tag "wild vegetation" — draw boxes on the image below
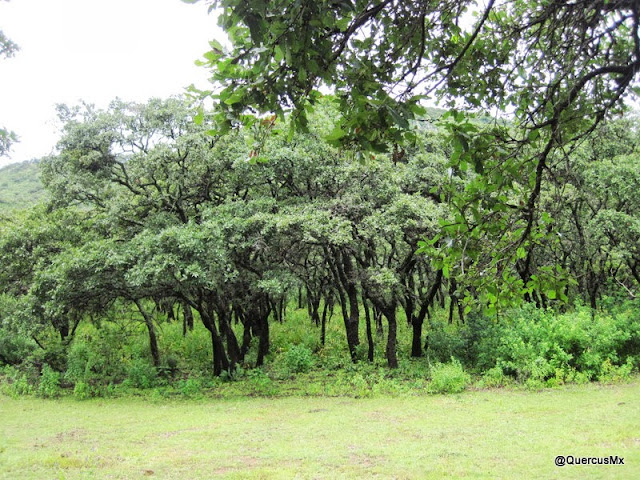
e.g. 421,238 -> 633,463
0,96 -> 639,399
0,160 -> 46,212
1,1 -> 640,400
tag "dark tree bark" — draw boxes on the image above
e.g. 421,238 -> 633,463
255,312 -> 270,367
134,299 -> 160,368
374,305 -> 384,338
362,294 -> 375,362
326,246 -> 360,362
182,300 -> 194,336
216,304 -> 242,371
384,306 -> 398,369
197,300 -> 229,376
408,269 -> 443,357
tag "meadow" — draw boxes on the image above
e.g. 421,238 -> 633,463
1,380 -> 639,479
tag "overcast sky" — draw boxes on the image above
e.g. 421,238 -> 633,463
0,0 -> 221,167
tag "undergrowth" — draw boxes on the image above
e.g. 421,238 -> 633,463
1,300 -> 639,400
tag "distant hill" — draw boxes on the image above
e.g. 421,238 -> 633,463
0,160 -> 46,212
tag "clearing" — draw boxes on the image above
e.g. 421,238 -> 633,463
1,381 -> 639,479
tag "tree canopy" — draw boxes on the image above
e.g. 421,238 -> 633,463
0,0 -> 19,157
184,0 -> 640,309
191,0 -> 639,141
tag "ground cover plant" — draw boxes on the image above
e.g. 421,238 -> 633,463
1,380 -> 638,479
1,298 -> 638,400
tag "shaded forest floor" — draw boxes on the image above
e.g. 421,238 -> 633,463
1,380 -> 639,479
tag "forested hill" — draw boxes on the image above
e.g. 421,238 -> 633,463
0,160 -> 46,212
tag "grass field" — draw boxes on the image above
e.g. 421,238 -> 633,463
1,380 -> 638,479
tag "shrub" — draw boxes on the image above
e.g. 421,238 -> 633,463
598,358 -> 635,383
425,319 -> 468,364
282,344 -> 314,374
178,377 -> 203,398
0,331 -> 37,366
73,380 -> 94,400
478,366 -> 510,388
160,323 -> 212,376
491,305 -> 640,383
38,364 -> 61,398
0,366 -> 35,397
65,325 -> 128,386
428,358 -> 471,394
246,369 -> 278,396
124,358 -> 158,389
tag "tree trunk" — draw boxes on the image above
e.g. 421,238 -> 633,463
410,269 -> 443,357
182,301 -> 194,336
320,299 -> 328,346
385,307 -> 398,369
199,305 -> 228,376
411,320 -> 422,358
362,294 -> 374,362
134,300 -> 160,367
218,307 -> 241,372
241,316 -> 252,359
374,305 -> 384,337
256,313 -> 270,367
326,246 -> 360,362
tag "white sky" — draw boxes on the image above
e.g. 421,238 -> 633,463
0,0 -> 222,167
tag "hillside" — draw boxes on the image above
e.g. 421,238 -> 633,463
0,160 -> 46,212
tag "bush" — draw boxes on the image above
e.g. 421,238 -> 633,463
598,358 -> 635,383
0,366 -> 35,397
38,364 -> 61,398
246,369 -> 278,396
65,325 -> 128,387
73,380 -> 94,400
0,331 -> 37,366
178,377 -> 203,398
124,358 -> 158,389
477,366 -> 510,388
491,305 -> 640,383
160,324 -> 212,376
425,319 -> 468,364
428,358 -> 471,394
281,344 -> 314,374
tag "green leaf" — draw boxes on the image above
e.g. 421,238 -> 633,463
325,126 -> 347,142
336,17 -> 351,31
193,107 -> 204,126
223,89 -> 246,105
527,129 -> 540,141
208,38 -> 225,53
274,45 -> 284,63
387,107 -> 409,129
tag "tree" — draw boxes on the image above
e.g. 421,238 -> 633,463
0,1 -> 19,157
189,0 -> 640,309
193,0 -> 639,144
0,207 -> 94,341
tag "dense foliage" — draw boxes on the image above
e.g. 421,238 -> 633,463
0,160 -> 46,212
0,96 -> 639,398
0,1 -> 18,157
183,0 -> 640,325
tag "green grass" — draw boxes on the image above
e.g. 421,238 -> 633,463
1,380 -> 639,479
